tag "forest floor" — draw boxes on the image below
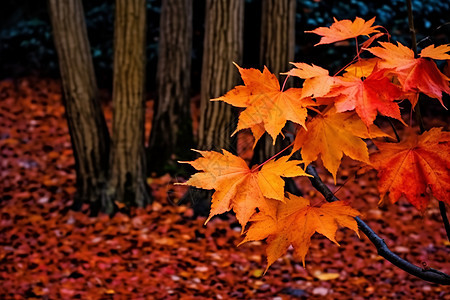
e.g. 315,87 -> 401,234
0,77 -> 449,299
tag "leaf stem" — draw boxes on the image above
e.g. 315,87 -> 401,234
332,166 -> 362,197
305,164 -> 450,285
355,37 -> 361,61
333,56 -> 359,77
281,74 -> 290,92
307,107 -> 323,116
387,118 -> 401,142
254,141 -> 294,171
439,201 -> 450,241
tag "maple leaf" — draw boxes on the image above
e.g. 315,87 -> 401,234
306,17 -> 381,46
240,194 -> 360,270
213,64 -> 316,144
283,62 -> 336,98
179,150 -> 311,227
367,42 -> 450,107
419,44 -> 450,60
250,123 -> 266,149
325,68 -> 404,126
342,58 -> 379,79
293,108 -> 390,182
371,128 -> 450,211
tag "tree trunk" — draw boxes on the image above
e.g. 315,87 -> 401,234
148,0 -> 193,173
197,0 -> 244,151
187,0 -> 243,216
47,0 -> 110,214
260,0 -> 296,79
108,0 -> 150,209
252,0 -> 296,163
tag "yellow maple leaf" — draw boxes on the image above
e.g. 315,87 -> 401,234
179,150 -> 311,227
240,194 -> 360,270
213,63 -> 316,144
293,108 -> 390,183
284,62 -> 336,98
419,44 -> 450,60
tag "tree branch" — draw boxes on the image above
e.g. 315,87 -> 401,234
305,164 -> 450,285
439,201 -> 450,241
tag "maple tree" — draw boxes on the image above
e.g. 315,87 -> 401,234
180,15 -> 450,284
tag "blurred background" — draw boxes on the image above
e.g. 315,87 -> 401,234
1,0 -> 449,88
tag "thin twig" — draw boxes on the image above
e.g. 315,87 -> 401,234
439,201 -> 450,241
254,142 -> 294,170
406,0 -> 418,55
387,118 -> 400,142
406,0 -> 425,133
305,164 -> 450,285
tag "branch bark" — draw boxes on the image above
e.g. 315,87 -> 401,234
305,164 -> 450,285
439,201 -> 450,241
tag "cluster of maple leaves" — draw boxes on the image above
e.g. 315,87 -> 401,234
181,17 -> 450,271
1,56 -> 448,299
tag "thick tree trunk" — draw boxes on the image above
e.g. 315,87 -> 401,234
47,0 -> 110,213
148,0 -> 193,173
260,0 -> 296,79
197,0 -> 244,151
252,0 -> 296,162
108,0 -> 150,209
187,0 -> 243,216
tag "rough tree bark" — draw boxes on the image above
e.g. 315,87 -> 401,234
260,0 -> 295,79
148,0 -> 193,173
47,0 -> 110,213
107,0 -> 150,210
252,0 -> 296,162
197,0 -> 244,151
185,0 -> 244,216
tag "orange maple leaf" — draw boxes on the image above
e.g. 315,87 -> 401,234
213,63 -> 316,144
293,108 -> 390,182
240,194 -> 360,270
342,58 -> 379,79
283,62 -> 336,98
325,68 -> 404,126
371,128 -> 450,211
306,17 -> 381,46
367,42 -> 450,107
419,44 -> 450,60
179,150 -> 311,227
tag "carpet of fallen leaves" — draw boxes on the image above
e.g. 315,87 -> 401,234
0,77 -> 449,299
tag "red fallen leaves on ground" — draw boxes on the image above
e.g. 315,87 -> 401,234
0,77 -> 449,299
